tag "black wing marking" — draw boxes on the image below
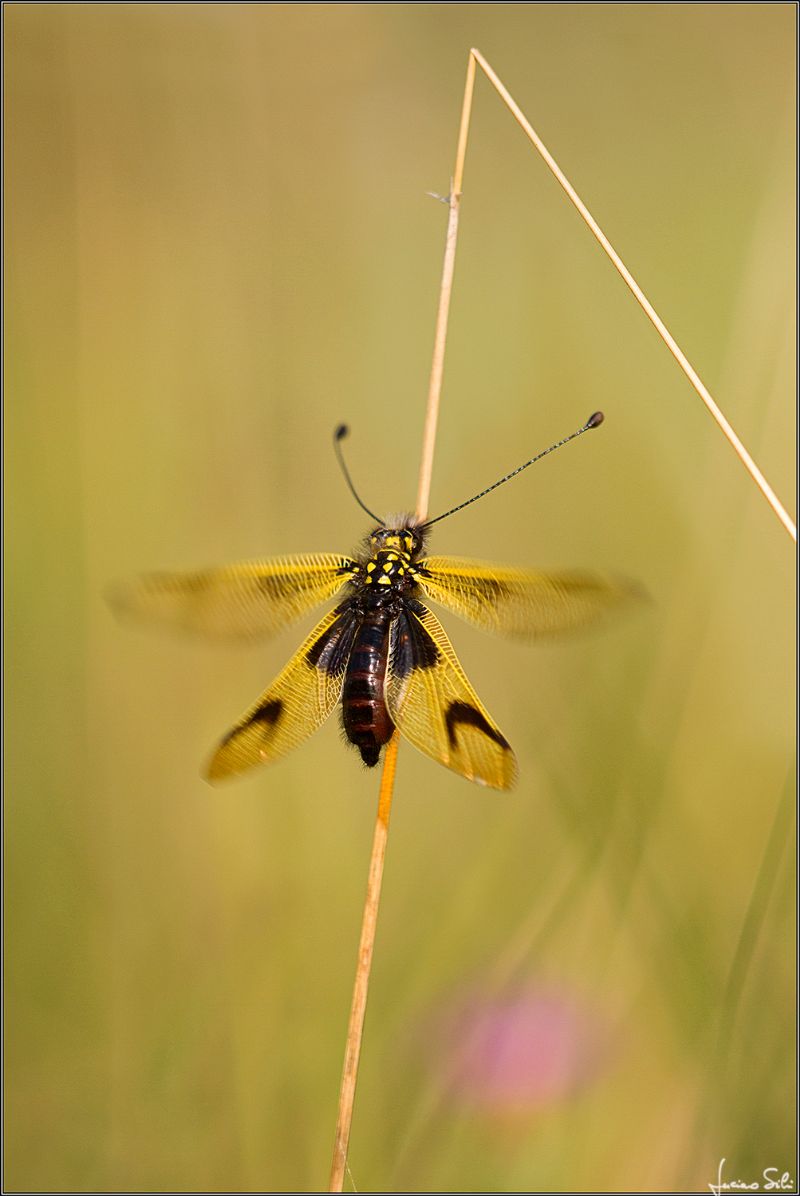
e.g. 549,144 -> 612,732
386,603 -> 517,790
207,605 -> 358,781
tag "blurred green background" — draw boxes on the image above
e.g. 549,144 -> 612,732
4,4 -> 795,1192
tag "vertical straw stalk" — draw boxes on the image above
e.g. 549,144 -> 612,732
327,52 -> 476,1195
327,734 -> 399,1192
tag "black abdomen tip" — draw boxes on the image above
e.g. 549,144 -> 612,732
586,411 -> 604,429
359,743 -> 381,767
335,423 -> 349,441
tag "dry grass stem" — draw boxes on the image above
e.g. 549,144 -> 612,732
327,52 -> 476,1195
469,48 -> 796,543
328,734 -> 399,1191
330,42 -> 793,1190
415,49 -> 475,518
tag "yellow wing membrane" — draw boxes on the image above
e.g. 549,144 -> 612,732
207,605 -> 357,781
108,553 -> 357,640
416,557 -> 640,640
387,604 -> 517,790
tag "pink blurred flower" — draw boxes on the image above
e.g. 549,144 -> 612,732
436,984 -> 608,1114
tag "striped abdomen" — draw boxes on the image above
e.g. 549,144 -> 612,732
342,610 -> 394,767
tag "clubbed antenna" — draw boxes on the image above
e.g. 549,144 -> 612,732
420,411 -> 605,530
333,425 -> 383,525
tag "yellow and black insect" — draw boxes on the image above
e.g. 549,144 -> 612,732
112,412 -> 636,790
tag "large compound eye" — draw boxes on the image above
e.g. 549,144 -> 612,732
404,530 -> 421,556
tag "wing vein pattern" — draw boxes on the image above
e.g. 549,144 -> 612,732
207,605 -> 359,781
387,604 -> 517,790
108,553 -> 357,640
417,556 -> 638,639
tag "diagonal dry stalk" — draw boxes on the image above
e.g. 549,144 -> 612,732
328,44 -> 794,1193
468,48 -> 796,543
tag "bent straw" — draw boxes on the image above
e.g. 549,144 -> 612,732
328,43 -> 794,1192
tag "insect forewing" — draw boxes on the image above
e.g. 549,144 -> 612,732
108,554 -> 357,640
416,557 -> 640,640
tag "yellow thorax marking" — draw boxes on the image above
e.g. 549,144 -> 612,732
381,532 -> 413,552
364,542 -> 414,587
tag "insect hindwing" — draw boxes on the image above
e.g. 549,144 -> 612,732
387,603 -> 517,791
207,605 -> 359,781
